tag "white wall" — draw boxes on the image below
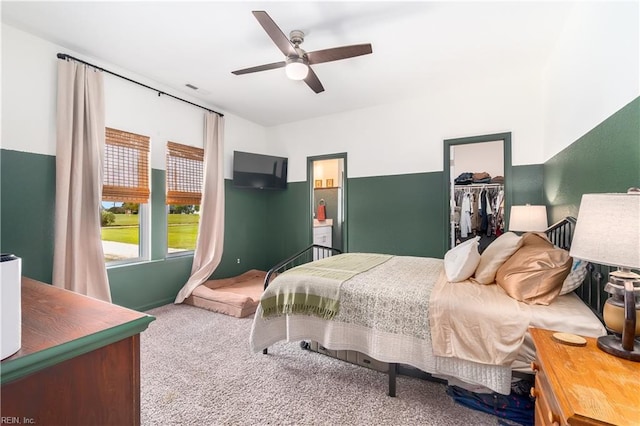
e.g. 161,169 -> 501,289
1,24 -> 267,179
542,1 -> 639,161
268,69 -> 545,182
267,1 -> 639,183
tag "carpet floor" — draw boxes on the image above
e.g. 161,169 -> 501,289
140,303 -> 509,426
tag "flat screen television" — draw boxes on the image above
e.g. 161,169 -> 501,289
232,150 -> 288,190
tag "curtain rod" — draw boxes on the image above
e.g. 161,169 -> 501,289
56,53 -> 224,117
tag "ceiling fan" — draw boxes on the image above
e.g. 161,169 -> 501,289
231,11 -> 373,93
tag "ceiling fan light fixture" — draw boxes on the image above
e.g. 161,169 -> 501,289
285,58 -> 308,81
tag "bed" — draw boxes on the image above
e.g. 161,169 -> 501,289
249,217 -> 607,396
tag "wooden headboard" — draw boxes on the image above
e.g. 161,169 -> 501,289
546,216 -> 609,321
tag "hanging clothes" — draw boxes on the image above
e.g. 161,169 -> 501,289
460,192 -> 473,238
453,184 -> 505,243
483,188 -> 494,236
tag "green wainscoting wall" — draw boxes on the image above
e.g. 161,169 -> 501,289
512,164 -> 544,206
0,149 -> 55,283
348,172 -> 445,258
544,97 -> 640,223
345,165 -> 543,258
107,257 -> 193,310
264,182 -> 310,267
219,181 -> 270,275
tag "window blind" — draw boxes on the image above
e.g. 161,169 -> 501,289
166,141 -> 204,205
103,127 -> 150,203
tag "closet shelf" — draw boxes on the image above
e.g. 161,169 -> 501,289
453,183 -> 503,189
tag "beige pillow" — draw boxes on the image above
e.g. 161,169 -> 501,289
495,233 -> 572,305
472,232 -> 523,284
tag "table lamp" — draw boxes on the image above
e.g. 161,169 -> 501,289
570,189 -> 640,361
509,204 -> 548,232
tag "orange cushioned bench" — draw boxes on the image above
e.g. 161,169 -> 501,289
183,269 -> 266,318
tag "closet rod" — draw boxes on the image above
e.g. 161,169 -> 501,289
56,53 -> 224,117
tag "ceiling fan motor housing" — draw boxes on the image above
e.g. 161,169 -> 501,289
289,30 -> 305,46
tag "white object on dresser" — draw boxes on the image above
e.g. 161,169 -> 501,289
1,254 -> 22,360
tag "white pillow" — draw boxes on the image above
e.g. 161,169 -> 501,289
473,232 -> 524,284
559,258 -> 589,295
444,236 -> 481,282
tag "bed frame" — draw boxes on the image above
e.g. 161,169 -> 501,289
545,216 -> 608,322
261,217 -> 608,396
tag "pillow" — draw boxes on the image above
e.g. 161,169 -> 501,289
444,237 -> 481,282
495,233 -> 572,305
472,232 -> 524,284
559,258 -> 589,295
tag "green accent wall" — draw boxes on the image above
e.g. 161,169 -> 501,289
107,257 -> 193,310
544,97 -> 640,222
512,164 -> 544,205
348,172 -> 445,257
0,150 -> 55,283
264,182 -> 310,267
218,181 -> 270,276
150,169 -> 168,261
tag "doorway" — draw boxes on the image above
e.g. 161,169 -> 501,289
307,153 -> 347,253
443,133 -> 512,253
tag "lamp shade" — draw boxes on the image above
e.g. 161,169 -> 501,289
570,192 -> 640,269
285,59 -> 308,80
509,205 -> 548,232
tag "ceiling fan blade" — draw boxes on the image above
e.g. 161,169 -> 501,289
304,67 -> 325,94
252,11 -> 297,57
307,44 -> 373,65
231,61 -> 286,75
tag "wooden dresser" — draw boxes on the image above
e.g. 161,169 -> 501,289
1,277 -> 155,426
530,327 -> 640,426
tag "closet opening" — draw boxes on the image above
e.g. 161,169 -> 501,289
443,133 -> 512,254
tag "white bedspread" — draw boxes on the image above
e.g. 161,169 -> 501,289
250,255 -> 516,394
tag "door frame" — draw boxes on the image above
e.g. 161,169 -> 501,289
442,132 -> 512,253
307,152 -> 348,253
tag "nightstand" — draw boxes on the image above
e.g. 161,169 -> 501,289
530,327 -> 640,426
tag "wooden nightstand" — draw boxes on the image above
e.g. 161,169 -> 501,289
530,327 -> 640,426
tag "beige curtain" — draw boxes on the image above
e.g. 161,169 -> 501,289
175,113 -> 225,303
53,59 -> 111,302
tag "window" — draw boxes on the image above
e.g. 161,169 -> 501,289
166,141 -> 203,254
101,127 -> 150,263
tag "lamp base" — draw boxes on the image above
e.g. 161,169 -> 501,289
597,335 -> 640,362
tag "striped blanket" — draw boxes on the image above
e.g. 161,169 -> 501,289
260,253 -> 392,319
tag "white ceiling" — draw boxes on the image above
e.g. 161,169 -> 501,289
1,1 -> 576,127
